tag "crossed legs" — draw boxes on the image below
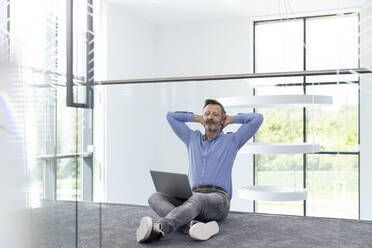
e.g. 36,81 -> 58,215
147,190 -> 230,236
147,192 -> 191,234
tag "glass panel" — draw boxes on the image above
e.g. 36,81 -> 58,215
306,74 -> 359,84
307,154 -> 358,219
255,19 -> 306,215
306,14 -> 359,70
255,106 -> 303,143
72,0 -> 88,80
18,85 -> 56,157
247,76 -> 304,87
31,201 -> 77,248
57,86 -> 80,154
57,157 -> 80,201
10,0 -> 79,246
29,160 -> 45,208
98,79 -> 256,211
255,19 -> 304,73
37,87 -> 57,156
57,85 -> 92,154
77,202 -> 100,247
72,0 -> 90,105
255,86 -> 304,143
9,0 -> 94,247
255,154 -> 304,215
0,0 -> 9,61
254,85 -> 304,214
306,84 -> 358,152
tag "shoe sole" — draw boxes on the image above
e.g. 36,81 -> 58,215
136,217 -> 153,242
189,221 -> 219,241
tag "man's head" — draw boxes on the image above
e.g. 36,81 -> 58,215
203,99 -> 226,133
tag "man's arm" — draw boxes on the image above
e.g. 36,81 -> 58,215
228,113 -> 264,149
166,111 -> 199,145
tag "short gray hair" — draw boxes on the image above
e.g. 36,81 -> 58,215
203,99 -> 226,118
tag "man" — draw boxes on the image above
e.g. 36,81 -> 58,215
136,99 -> 263,242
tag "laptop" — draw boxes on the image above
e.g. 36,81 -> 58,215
150,170 -> 193,200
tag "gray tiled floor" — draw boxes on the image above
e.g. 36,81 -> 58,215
31,201 -> 372,248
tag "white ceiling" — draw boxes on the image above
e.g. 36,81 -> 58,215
104,0 -> 367,25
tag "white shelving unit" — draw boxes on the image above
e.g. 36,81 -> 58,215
220,94 -> 332,202
238,186 -> 307,201
218,95 -> 332,108
240,143 -> 320,154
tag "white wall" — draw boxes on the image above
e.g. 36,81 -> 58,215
105,3 -> 156,80
99,2 -> 157,204
359,1 -> 372,221
154,19 -> 252,77
98,3 -> 255,211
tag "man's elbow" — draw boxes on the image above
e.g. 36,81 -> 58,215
166,111 -> 173,121
256,113 -> 264,126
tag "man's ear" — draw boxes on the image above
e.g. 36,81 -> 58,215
221,116 -> 226,130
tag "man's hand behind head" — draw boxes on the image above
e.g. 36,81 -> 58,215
221,115 -> 233,130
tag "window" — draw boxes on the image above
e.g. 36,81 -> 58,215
254,13 -> 359,219
9,0 -> 94,206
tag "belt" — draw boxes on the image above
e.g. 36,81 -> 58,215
192,185 -> 228,194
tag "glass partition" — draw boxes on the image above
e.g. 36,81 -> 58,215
3,0 -> 95,247
307,154 -> 358,219
2,0 -> 372,247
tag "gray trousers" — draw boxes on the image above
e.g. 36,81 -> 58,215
148,188 -> 231,235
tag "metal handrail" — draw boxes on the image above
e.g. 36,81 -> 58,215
95,68 -> 371,86
36,152 -> 93,160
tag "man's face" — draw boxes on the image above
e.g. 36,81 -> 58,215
203,104 -> 224,132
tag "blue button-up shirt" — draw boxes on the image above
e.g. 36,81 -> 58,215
166,111 -> 263,199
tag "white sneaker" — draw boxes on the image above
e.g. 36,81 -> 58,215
189,221 -> 219,241
136,217 -> 153,242
136,217 -> 163,242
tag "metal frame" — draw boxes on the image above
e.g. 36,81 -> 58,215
34,0 -> 94,203
357,12 -> 361,219
86,0 -> 94,108
42,10 -> 59,202
66,0 -> 94,108
252,21 -> 257,213
253,13 -> 361,218
7,0 -> 10,59
37,152 -> 93,160
0,0 -> 10,61
65,0 -> 94,204
303,17 -> 307,216
96,68 -> 370,85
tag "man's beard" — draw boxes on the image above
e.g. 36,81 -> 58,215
205,122 -> 221,132
206,126 -> 219,132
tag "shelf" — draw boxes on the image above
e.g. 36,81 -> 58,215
238,185 -> 307,201
239,143 -> 320,154
218,95 -> 332,108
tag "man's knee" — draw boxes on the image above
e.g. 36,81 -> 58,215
148,192 -> 165,207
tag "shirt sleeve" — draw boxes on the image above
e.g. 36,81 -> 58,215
166,111 -> 195,145
232,113 -> 264,150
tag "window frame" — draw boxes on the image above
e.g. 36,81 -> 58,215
6,0 -> 95,204
253,12 -> 360,219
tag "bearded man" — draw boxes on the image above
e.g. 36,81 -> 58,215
136,99 -> 263,243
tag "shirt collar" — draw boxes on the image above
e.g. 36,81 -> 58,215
203,131 -> 223,141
